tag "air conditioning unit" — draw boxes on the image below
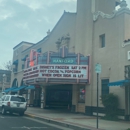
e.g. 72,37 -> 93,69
128,51 -> 130,60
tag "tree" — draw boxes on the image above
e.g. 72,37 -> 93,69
2,60 -> 12,71
101,93 -> 119,121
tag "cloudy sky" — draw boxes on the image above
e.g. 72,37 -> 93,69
0,0 -> 76,68
0,0 -> 130,69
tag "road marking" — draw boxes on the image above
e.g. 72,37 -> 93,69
11,126 -> 47,129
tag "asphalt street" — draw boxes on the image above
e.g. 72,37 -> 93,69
0,113 -> 74,130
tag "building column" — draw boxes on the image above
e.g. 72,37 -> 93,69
71,84 -> 79,112
27,89 -> 31,106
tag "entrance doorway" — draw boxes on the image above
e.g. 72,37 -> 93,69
27,86 -> 42,107
33,87 -> 41,107
45,84 -> 72,109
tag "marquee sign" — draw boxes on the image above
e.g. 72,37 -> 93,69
23,46 -> 90,84
39,65 -> 87,79
51,58 -> 76,64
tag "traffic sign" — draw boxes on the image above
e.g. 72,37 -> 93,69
95,63 -> 101,73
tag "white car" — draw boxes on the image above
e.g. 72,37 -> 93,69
0,95 -> 27,116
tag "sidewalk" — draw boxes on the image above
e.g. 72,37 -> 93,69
25,107 -> 130,130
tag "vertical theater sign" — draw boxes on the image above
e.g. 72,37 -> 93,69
23,46 -> 90,84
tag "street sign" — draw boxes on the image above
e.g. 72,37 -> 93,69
95,63 -> 101,73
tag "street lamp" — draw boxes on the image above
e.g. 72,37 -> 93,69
2,74 -> 6,92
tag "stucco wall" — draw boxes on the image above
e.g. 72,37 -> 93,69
11,43 -> 34,87
91,13 -> 126,109
11,0 -> 130,112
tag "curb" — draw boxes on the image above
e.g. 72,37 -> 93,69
25,113 -> 103,130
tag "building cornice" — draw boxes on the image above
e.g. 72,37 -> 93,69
93,10 -> 117,21
13,41 -> 34,50
122,41 -> 130,48
93,0 -> 130,22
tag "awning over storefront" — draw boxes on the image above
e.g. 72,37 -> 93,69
3,87 -> 17,93
25,85 -> 35,90
13,59 -> 18,65
21,57 -> 26,61
108,80 -> 129,86
11,86 -> 26,92
21,55 -> 28,61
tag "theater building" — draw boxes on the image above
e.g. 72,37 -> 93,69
10,0 -> 130,120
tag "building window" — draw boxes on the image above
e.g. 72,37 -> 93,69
0,74 -> 2,82
13,59 -> 18,73
5,96 -> 10,101
13,66 -> 18,73
101,79 -> 109,95
78,86 -> 85,103
37,48 -> 41,53
22,64 -> 24,70
25,55 -> 28,61
7,76 -> 10,82
125,65 -> 130,79
100,34 -> 105,48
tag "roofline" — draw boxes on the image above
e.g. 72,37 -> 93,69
0,70 -> 11,73
22,36 -> 49,53
13,41 -> 34,49
22,11 -> 76,54
49,11 -> 76,37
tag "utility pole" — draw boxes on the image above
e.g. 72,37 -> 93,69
97,72 -> 99,129
95,63 -> 101,129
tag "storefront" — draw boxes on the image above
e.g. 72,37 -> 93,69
23,46 -> 90,109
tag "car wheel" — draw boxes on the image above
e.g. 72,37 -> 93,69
1,107 -> 6,115
19,112 -> 24,116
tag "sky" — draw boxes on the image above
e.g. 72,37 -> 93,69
0,0 -> 77,68
0,0 -> 130,68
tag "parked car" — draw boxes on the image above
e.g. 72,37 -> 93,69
0,95 -> 27,116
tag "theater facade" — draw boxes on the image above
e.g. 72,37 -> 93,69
11,0 -> 130,120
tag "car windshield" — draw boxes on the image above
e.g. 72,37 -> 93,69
11,96 -> 25,102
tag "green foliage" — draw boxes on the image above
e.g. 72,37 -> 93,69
126,129 -> 130,130
101,93 -> 119,121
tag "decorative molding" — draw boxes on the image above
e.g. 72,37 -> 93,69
93,0 -> 130,22
55,33 -> 70,50
122,41 -> 130,47
47,29 -> 50,36
120,0 -> 127,9
93,11 -> 117,21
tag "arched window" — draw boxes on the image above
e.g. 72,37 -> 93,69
19,79 -> 27,95
20,79 -> 25,86
12,78 -> 18,88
